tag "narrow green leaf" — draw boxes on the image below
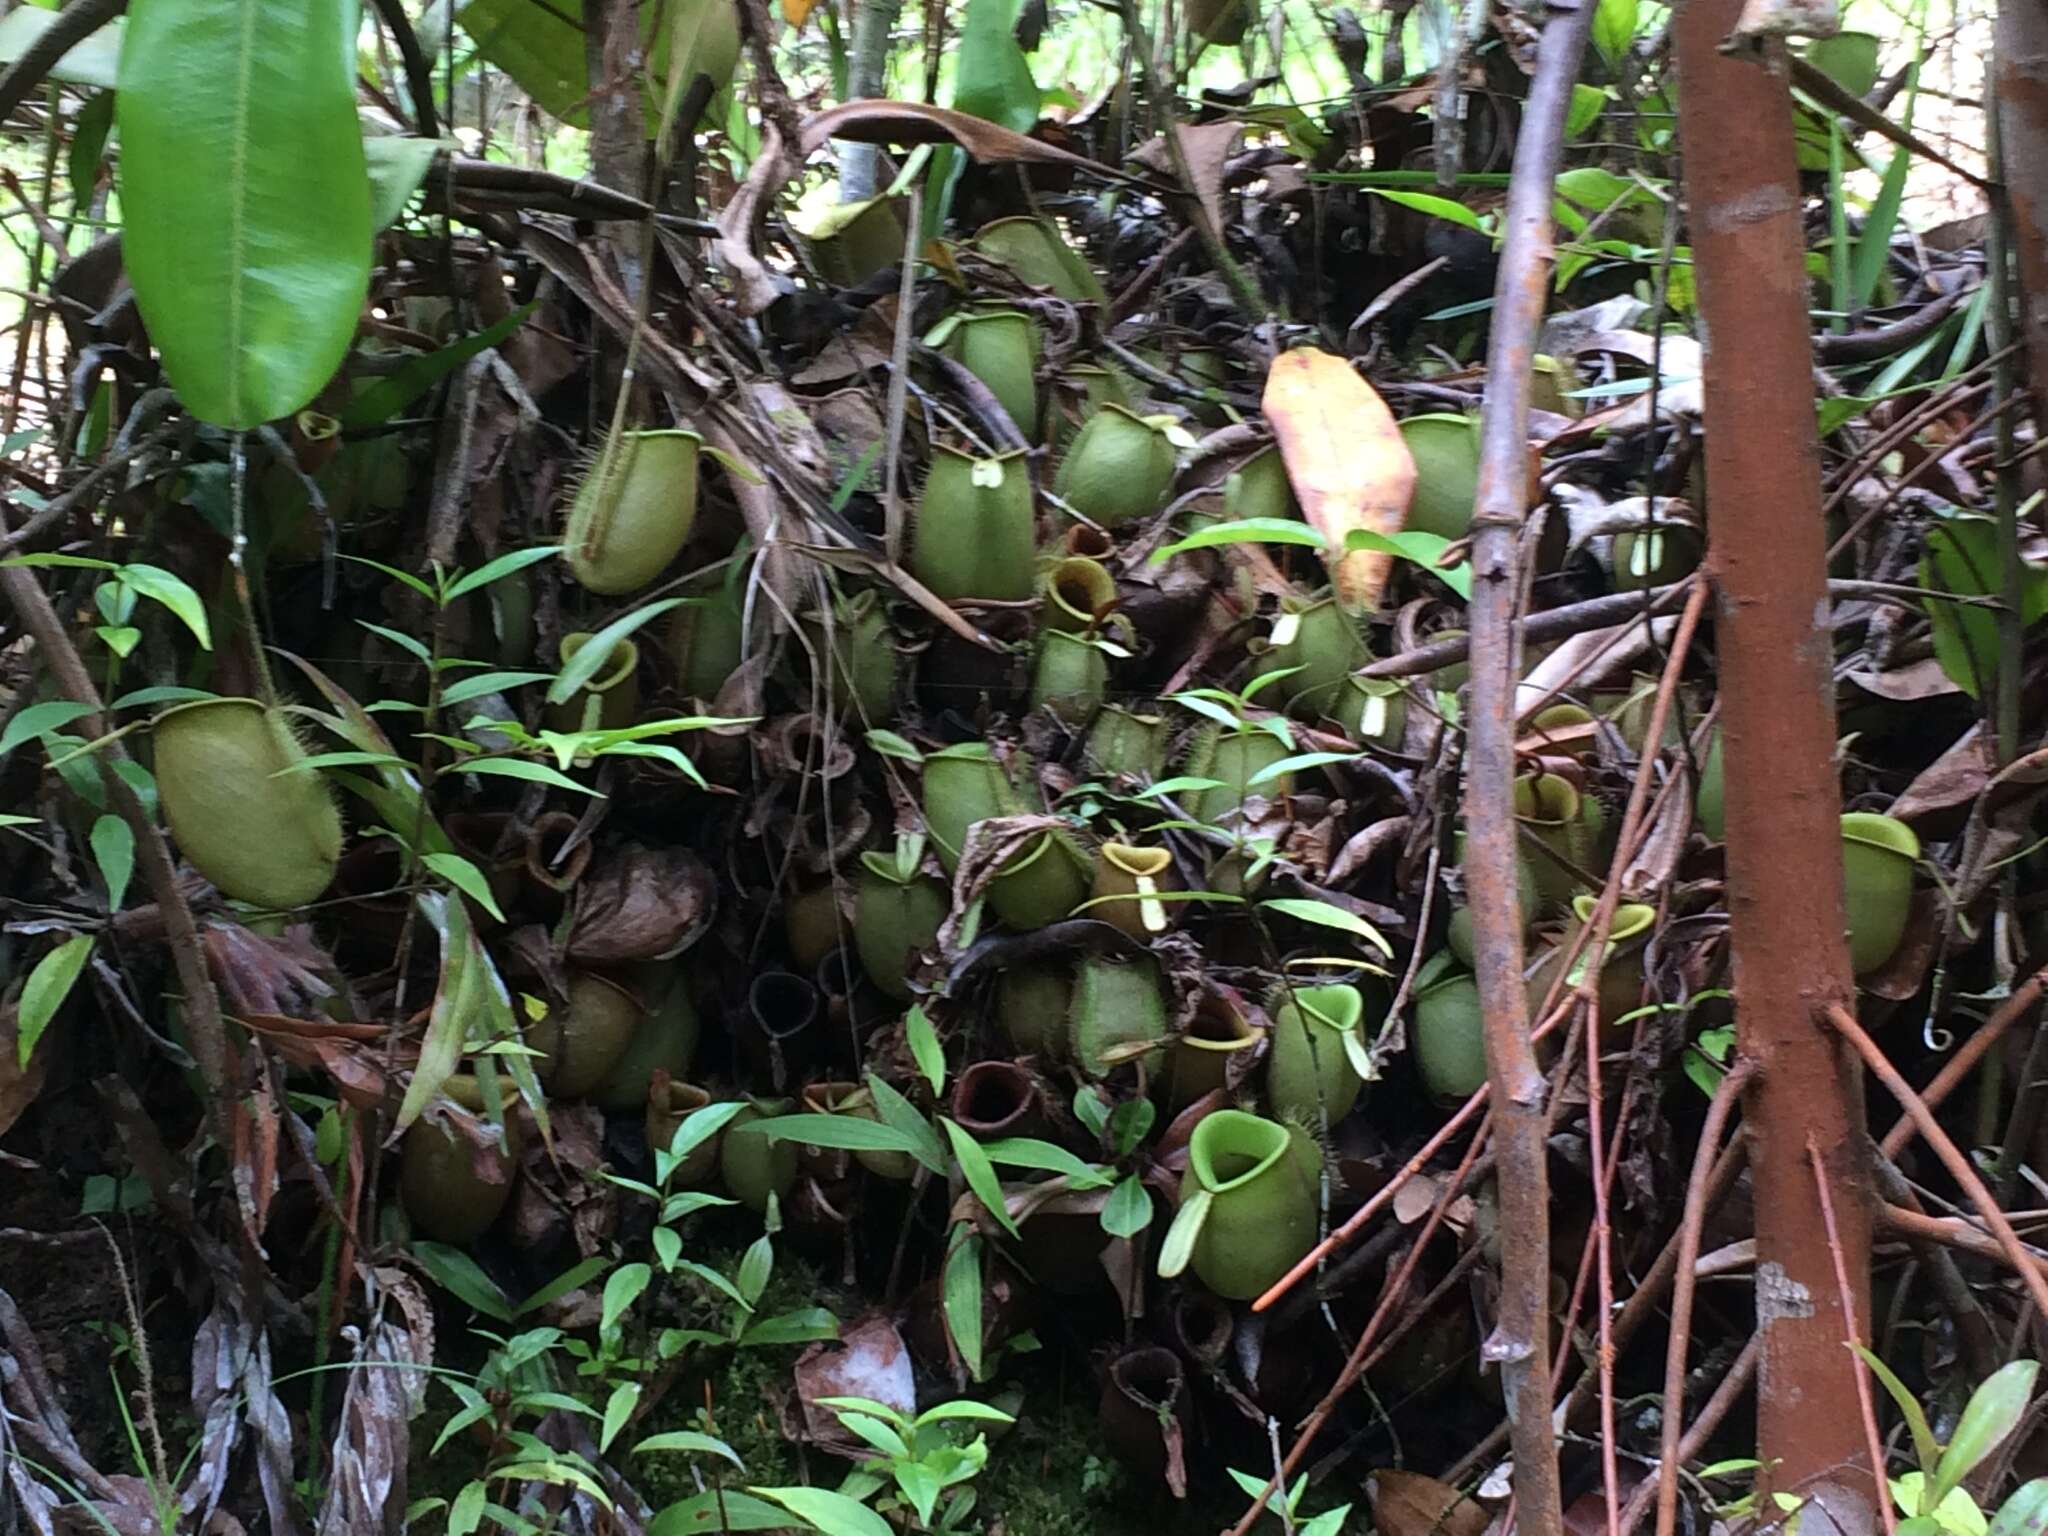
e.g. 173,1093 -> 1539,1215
1366,188 -> 1488,232
914,1399 -> 1016,1427
454,758 -> 604,796
1853,1344 -> 1939,1479
755,1113 -> 930,1155
1156,1188 -> 1212,1278
395,895 -> 482,1132
635,1431 -> 745,1467
736,1234 -> 773,1306
943,1226 -> 985,1381
515,1255 -> 613,1316
1260,897 -> 1395,957
336,553 -> 437,601
739,1307 -> 841,1347
19,934 -> 93,1068
339,305 -> 539,429
1932,1360 -> 2039,1507
1248,750 -> 1357,786
942,1118 -> 1019,1238
114,565 -> 213,649
1342,528 -> 1473,599
1149,517 -> 1325,565
546,599 -> 687,706
359,620 -> 435,667
977,1137 -> 1112,1187
866,728 -> 923,763
412,1240 -> 515,1321
442,543 -> 561,601
438,670 -> 555,708
116,0 -> 371,428
648,1488 -> 791,1533
90,815 -> 134,911
906,1004 -> 946,1095
111,685 -> 217,711
864,1073 -> 948,1174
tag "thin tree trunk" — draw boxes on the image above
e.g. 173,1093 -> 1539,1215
1672,7 -> 1877,1520
840,0 -> 906,201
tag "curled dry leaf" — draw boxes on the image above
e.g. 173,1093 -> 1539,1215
1128,121 -> 1242,237
565,845 -> 717,963
1261,349 -> 1417,612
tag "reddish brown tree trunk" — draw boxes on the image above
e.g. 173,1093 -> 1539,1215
1671,13 -> 1877,1520
1997,0 -> 2048,410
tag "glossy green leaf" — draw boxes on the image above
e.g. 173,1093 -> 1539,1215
1566,84 -> 1608,138
1101,1175 -> 1154,1238
68,91 -> 115,209
515,1254 -> 612,1315
1343,528 -> 1473,599
1149,517 -> 1326,564
748,1487 -> 892,1536
19,934 -> 92,1068
423,851 -> 507,923
864,1073 -> 948,1173
438,670 -> 555,708
90,814 -> 134,912
116,0 -> 371,428
1933,1360 -> 2039,1508
739,1307 -> 840,1347
1591,0 -> 1638,67
649,1488 -> 791,1533
603,1262 -> 654,1335
0,701 -> 92,759
601,1382 -> 641,1453
1156,1188 -> 1212,1279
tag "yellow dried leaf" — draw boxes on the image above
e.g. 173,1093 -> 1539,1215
782,0 -> 821,26
1262,348 -> 1417,612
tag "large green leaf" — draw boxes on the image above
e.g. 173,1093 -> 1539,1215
457,0 -> 588,122
117,0 -> 371,428
951,0 -> 1039,133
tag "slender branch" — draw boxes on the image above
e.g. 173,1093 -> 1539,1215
1653,1056 -> 1757,1536
1878,968 -> 2048,1160
1459,2 -> 1593,1527
368,0 -> 441,140
0,0 -> 124,126
1824,999 -> 2048,1323
1620,1336 -> 1762,1536
1809,1133 -> 1897,1536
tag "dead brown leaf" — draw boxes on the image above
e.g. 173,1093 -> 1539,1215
1367,1468 -> 1493,1536
1128,122 -> 1241,237
1262,349 -> 1417,611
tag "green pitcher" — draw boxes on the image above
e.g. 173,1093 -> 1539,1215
1267,981 -> 1371,1126
1842,812 -> 1919,974
1160,1110 -> 1320,1301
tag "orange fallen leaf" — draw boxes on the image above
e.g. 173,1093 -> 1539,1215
1262,348 -> 1416,612
782,0 -> 821,25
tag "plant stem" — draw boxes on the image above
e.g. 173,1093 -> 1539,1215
1459,0 -> 1591,1526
